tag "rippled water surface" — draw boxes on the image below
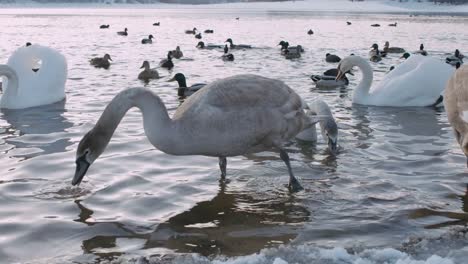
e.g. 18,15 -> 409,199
1,8 -> 468,264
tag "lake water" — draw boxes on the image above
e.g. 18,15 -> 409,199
0,8 -> 468,264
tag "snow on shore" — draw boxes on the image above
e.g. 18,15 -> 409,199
1,0 -> 468,14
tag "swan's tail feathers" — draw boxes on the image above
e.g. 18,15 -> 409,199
430,95 -> 444,108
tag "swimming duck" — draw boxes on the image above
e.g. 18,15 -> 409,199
168,73 -> 206,97
371,24 -> 381,27
446,49 -> 464,67
171,46 -> 184,59
160,51 -> 174,70
325,53 -> 341,63
222,45 -> 235,61
311,68 -> 350,88
204,29 -> 214,33
369,44 -> 382,62
153,22 -> 160,26
307,29 -> 314,35
117,28 -> 128,36
141,34 -> 154,44
90,54 -> 112,69
383,41 -> 405,54
138,61 -> 159,81
195,33 -> 202,39
185,27 -> 197,34
225,38 -> 252,49
388,22 -> 397,27
100,24 -> 109,29
414,44 -> 428,56
196,41 -> 223,50
278,41 -> 304,54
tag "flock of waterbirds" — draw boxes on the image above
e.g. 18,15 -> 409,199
0,18 -> 466,193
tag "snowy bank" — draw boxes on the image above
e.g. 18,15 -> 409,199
1,0 -> 468,15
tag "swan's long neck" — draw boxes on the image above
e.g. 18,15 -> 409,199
93,88 -> 177,154
351,57 -> 374,103
0,65 -> 19,96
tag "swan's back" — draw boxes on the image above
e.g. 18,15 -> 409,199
171,75 -> 305,156
2,44 -> 67,109
374,55 -> 454,106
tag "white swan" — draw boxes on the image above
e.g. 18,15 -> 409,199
0,44 -> 67,109
336,55 -> 454,107
72,75 -> 314,192
444,64 -> 468,166
296,99 -> 338,153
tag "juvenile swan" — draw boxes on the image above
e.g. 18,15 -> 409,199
72,75 -> 312,191
444,64 -> 468,166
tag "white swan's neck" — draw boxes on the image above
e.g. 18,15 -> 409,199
93,88 -> 180,154
350,57 -> 374,104
0,64 -> 19,96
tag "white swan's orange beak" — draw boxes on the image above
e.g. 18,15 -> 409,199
336,70 -> 345,81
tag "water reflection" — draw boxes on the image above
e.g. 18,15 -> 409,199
75,181 -> 309,257
0,101 -> 73,160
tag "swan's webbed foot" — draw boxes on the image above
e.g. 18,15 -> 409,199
288,177 -> 304,193
219,157 -> 227,179
279,149 -> 303,192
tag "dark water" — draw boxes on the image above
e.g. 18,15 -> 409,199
0,8 -> 467,264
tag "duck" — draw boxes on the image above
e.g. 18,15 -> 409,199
185,27 -> 197,34
335,55 -> 454,107
225,38 -> 252,49
307,29 -> 314,35
388,22 -> 397,27
117,28 -> 128,36
446,49 -> 464,67
90,54 -> 112,69
196,41 -> 223,50
71,74 -> 313,192
371,24 -> 381,27
443,64 -> 468,166
138,61 -> 159,81
278,41 -> 304,54
171,46 -> 184,59
0,44 -> 67,109
383,41 -> 405,54
100,24 -> 109,29
311,68 -> 350,88
160,51 -> 174,70
222,45 -> 234,62
296,99 -> 338,153
369,43 -> 382,62
195,33 -> 202,39
153,22 -> 160,26
168,72 -> 206,97
325,53 -> 341,63
141,34 -> 154,44
414,44 -> 428,56
204,29 -> 214,33
347,21 -> 352,25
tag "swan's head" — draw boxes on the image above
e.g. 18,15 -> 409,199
322,118 -> 338,154
140,60 -> 150,69
196,41 -> 205,48
72,130 -> 106,186
335,56 -> 357,80
103,54 -> 112,61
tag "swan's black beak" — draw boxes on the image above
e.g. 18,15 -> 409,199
335,70 -> 345,81
328,138 -> 338,154
72,154 -> 90,186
